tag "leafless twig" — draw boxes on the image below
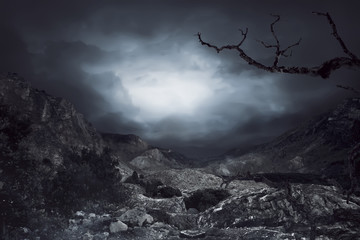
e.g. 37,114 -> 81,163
197,12 -> 360,79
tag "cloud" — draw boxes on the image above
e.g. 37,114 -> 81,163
29,41 -> 135,126
0,27 -> 34,77
1,0 -> 360,158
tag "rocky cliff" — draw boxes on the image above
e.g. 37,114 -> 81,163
0,73 -> 104,167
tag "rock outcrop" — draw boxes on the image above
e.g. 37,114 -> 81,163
0,74 -> 104,167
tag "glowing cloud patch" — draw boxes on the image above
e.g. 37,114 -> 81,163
121,70 -> 214,120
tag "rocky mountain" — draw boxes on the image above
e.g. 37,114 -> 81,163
1,73 -> 360,239
0,73 -> 103,166
101,133 -> 194,174
207,97 -> 360,178
0,73 -> 188,175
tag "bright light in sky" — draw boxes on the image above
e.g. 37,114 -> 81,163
123,71 -> 213,119
114,44 -> 227,122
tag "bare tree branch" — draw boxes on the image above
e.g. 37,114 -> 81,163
312,11 -> 358,60
267,14 -> 302,67
196,27 -> 248,53
197,12 -> 360,79
269,14 -> 281,48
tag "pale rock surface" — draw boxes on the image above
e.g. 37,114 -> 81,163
109,220 -> 128,233
118,207 -> 154,227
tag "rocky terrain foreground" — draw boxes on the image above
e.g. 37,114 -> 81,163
1,74 -> 360,239
15,170 -> 360,240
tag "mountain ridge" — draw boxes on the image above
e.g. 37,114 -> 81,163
206,97 -> 360,178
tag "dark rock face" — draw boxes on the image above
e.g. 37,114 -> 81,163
101,133 -> 149,163
0,74 -> 104,166
184,189 -> 230,212
158,185 -> 182,198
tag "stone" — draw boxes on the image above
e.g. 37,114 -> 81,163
187,208 -> 199,214
169,213 -> 198,230
118,208 -> 154,227
75,211 -> 86,218
124,171 -> 140,184
109,220 -> 128,233
180,230 -> 206,238
288,156 -> 304,171
129,193 -> 186,213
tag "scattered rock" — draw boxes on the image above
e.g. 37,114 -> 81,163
109,220 -> 128,233
169,213 -> 198,230
75,211 -> 86,219
140,178 -> 164,197
118,208 -> 154,227
187,208 -> 199,214
180,229 -> 206,238
129,193 -> 186,213
147,169 -> 223,193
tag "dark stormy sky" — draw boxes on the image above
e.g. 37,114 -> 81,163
1,1 -> 360,158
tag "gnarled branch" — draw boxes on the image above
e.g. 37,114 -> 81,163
197,12 -> 360,79
312,12 -> 358,60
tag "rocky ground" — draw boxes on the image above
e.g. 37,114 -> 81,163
9,171 -> 360,240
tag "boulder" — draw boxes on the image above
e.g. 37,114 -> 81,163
184,188 -> 230,212
118,208 -> 154,227
179,229 -> 206,238
129,193 -> 186,213
124,171 -> 140,184
140,178 -> 164,197
169,213 -> 198,230
109,220 -> 128,233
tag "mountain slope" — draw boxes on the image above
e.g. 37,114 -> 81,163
101,133 -> 193,173
208,98 -> 360,177
0,73 -> 106,167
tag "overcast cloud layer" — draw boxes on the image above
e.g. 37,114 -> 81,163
1,0 -> 360,157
